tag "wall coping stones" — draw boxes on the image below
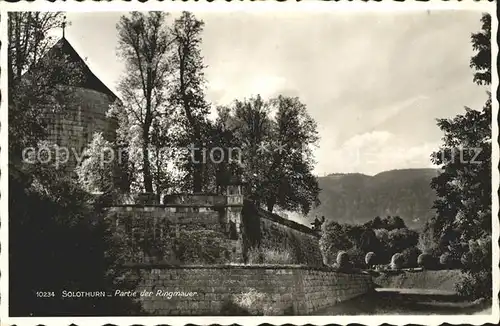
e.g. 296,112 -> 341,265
121,262 -> 371,275
105,203 -> 243,210
163,193 -> 227,206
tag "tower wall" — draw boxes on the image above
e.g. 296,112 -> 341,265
44,86 -> 117,173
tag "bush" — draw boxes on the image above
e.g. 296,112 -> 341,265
387,228 -> 419,256
417,220 -> 441,256
456,235 -> 492,300
365,252 -> 376,267
439,252 -> 452,268
9,171 -> 146,316
400,247 -> 421,268
390,253 -> 404,270
460,251 -> 472,267
322,253 -> 334,266
456,270 -> 492,300
460,236 -> 492,272
418,253 -> 434,269
336,251 -> 349,268
447,240 -> 468,265
346,247 -> 365,268
319,222 -> 351,266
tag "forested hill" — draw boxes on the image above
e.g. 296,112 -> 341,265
309,168 -> 440,229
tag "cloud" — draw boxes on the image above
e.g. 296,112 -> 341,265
343,131 -> 393,149
207,74 -> 290,106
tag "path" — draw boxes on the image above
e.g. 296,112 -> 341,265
315,288 -> 491,315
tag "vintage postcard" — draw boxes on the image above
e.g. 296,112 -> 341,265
0,1 -> 498,325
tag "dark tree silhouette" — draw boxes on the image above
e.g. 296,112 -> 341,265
470,14 -> 491,86
430,13 -> 492,299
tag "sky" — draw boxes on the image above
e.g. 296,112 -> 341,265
62,10 -> 490,176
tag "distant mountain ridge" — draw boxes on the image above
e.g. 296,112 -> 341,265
309,168 -> 440,229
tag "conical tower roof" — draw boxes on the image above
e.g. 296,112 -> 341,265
48,37 -> 118,100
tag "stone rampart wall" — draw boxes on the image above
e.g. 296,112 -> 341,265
242,201 -> 323,266
124,264 -> 373,315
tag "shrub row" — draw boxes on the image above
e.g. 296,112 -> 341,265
326,250 -> 464,271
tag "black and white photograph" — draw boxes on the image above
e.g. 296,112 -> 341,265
1,1 -> 498,324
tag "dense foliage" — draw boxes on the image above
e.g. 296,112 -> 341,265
439,252 -> 453,268
9,169 -> 142,316
320,215 -> 422,269
428,13 -> 492,300
400,247 -> 421,268
213,95 -> 320,214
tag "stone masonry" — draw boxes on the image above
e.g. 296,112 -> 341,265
125,264 -> 373,315
106,185 -> 245,263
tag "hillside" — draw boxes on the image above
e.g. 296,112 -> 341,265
309,168 -> 440,229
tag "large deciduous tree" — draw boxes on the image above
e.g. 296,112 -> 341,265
263,95 -> 320,214
430,13 -> 491,243
169,11 -> 210,193
218,94 -> 320,215
217,95 -> 274,198
429,13 -> 492,299
116,11 -> 172,194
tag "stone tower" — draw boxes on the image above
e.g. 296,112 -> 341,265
42,37 -> 119,173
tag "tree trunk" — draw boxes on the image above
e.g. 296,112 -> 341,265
192,139 -> 203,192
142,128 -> 153,193
142,145 -> 153,193
178,40 -> 205,194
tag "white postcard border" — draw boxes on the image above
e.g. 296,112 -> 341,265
0,1 -> 498,325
